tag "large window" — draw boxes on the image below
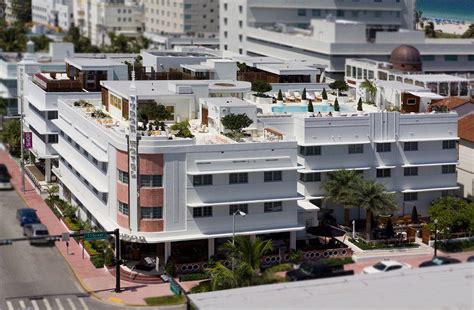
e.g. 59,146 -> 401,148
442,165 -> 456,174
193,206 -> 213,218
376,143 -> 391,152
404,167 -> 418,176
118,201 -> 129,215
404,142 -> 418,151
297,9 -> 306,16
264,171 -> 282,182
229,204 -> 248,215
444,55 -> 458,62
299,173 -> 321,182
376,169 -> 391,178
442,140 -> 456,149
110,93 -> 122,110
299,146 -> 321,156
348,144 -> 363,154
193,175 -> 213,186
404,193 -> 418,201
229,173 -> 248,184
264,201 -> 283,213
141,207 -> 163,219
140,175 -> 163,187
118,169 -> 129,184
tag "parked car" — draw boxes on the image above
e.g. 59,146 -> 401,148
467,256 -> 474,263
16,208 -> 40,226
0,164 -> 12,190
23,224 -> 51,244
286,262 -> 354,282
363,259 -> 412,274
419,256 -> 461,268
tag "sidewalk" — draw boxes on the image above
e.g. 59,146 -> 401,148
0,149 -> 182,307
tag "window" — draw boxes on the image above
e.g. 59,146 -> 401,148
229,204 -> 248,215
404,192 -> 418,201
312,9 -> 321,16
193,175 -> 213,186
229,173 -> 248,184
406,98 -> 417,105
299,146 -> 321,156
239,5 -> 242,13
444,55 -> 458,62
47,134 -> 58,143
442,140 -> 456,149
224,18 -> 227,25
422,55 -> 435,61
376,143 -> 391,152
140,175 -> 163,187
264,201 -> 282,213
404,167 -> 418,176
442,165 -> 456,174
348,144 -> 363,154
118,170 -> 129,184
297,9 -> 306,16
468,55 -> 474,61
376,169 -> 391,178
141,207 -> 163,219
299,173 -> 321,182
193,206 -> 213,217
336,10 -> 344,17
404,142 -> 418,151
47,111 -> 58,119
118,201 -> 129,215
375,11 -> 382,17
223,3 -> 227,10
264,171 -> 282,182
239,20 -> 243,28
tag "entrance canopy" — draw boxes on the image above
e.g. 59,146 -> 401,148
407,91 -> 444,100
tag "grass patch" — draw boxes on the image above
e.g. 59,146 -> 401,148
436,240 -> 474,253
319,257 -> 354,266
350,238 -> 419,250
264,263 -> 294,273
144,295 -> 186,306
178,273 -> 208,282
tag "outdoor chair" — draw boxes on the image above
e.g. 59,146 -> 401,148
285,91 -> 296,101
294,91 -> 301,100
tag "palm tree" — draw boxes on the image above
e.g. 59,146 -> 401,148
349,180 -> 397,240
322,169 -> 362,226
424,21 -> 436,38
360,79 -> 377,104
415,10 -> 423,29
207,262 -> 240,291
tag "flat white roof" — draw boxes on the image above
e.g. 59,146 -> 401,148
66,57 -> 128,69
407,74 -> 469,82
189,264 -> 474,310
407,91 -> 445,99
256,63 -> 318,75
202,97 -> 255,108
231,56 -> 283,66
376,80 -> 426,91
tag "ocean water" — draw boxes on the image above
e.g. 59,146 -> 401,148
417,0 -> 474,22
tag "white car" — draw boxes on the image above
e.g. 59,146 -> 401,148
363,260 -> 412,274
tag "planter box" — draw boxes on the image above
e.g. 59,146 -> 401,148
254,96 -> 273,105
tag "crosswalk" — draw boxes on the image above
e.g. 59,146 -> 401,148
2,295 -> 90,310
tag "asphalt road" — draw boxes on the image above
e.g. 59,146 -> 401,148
0,189 -> 133,310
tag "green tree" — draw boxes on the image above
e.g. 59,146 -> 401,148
349,180 -> 397,240
64,25 -> 100,53
360,79 -> 377,104
104,33 -> 150,53
171,120 -> 194,138
11,0 -> 31,23
0,119 -> 21,156
251,80 -> 272,95
0,20 -> 28,52
31,35 -> 52,51
357,98 -> 363,111
329,80 -> 348,96
322,169 -> 363,226
302,88 -> 307,100
462,24 -> 474,38
138,104 -> 172,125
322,88 -> 328,100
221,113 -> 253,136
424,21 -> 436,38
415,10 -> 423,29
277,89 -> 283,101
428,197 -> 474,240
333,98 -> 340,112
308,99 -> 314,112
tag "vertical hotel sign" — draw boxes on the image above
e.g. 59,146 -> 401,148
24,132 -> 32,149
128,81 -> 139,232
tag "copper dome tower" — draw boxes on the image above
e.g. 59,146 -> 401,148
389,45 -> 422,72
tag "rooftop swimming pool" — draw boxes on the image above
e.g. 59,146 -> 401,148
271,104 -> 353,113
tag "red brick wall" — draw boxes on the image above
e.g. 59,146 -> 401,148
117,212 -> 129,229
117,182 -> 128,203
140,219 -> 164,232
116,150 -> 129,172
139,188 -> 163,207
139,154 -> 163,174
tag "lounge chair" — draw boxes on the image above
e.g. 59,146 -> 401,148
294,91 -> 301,100
285,91 -> 295,102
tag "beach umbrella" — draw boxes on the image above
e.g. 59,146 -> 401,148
385,218 -> 395,239
411,205 -> 419,224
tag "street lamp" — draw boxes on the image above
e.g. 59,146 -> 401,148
433,219 -> 438,258
232,210 -> 246,271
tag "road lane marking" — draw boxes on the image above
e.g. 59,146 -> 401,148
6,301 -> 13,310
67,298 -> 77,310
31,300 -> 40,310
19,300 -> 26,309
43,298 -> 52,310
55,298 -> 65,310
78,298 -> 89,310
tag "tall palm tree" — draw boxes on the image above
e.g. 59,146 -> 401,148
359,79 -> 377,104
322,169 -> 362,226
349,180 -> 398,240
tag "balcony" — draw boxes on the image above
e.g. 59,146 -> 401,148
33,73 -> 83,92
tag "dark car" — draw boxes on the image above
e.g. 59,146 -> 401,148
419,256 -> 461,268
0,164 -> 12,190
466,256 -> 474,263
286,263 -> 354,282
16,208 -> 40,226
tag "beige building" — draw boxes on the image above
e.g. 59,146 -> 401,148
144,0 -> 218,35
457,114 -> 474,198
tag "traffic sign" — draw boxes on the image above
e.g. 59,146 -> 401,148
61,233 -> 70,242
169,279 -> 182,296
84,231 -> 107,241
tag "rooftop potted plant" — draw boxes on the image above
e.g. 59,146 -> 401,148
322,88 -> 328,104
333,98 -> 341,116
301,88 -> 308,104
357,97 -> 363,115
277,89 -> 284,105
251,80 -> 273,104
308,99 -> 314,113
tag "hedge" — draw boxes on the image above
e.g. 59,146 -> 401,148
179,273 -> 208,282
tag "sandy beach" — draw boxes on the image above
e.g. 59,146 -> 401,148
434,23 -> 470,35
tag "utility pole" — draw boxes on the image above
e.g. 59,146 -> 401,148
114,228 -> 121,293
19,83 -> 25,193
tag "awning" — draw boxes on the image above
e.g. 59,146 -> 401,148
299,167 -> 371,173
402,162 -> 458,167
402,186 -> 459,193
407,91 -> 445,99
297,199 -> 320,211
188,166 -> 298,175
187,195 -> 305,207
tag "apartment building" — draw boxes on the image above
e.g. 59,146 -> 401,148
220,0 -> 474,81
32,0 -> 74,30
79,0 -> 144,46
144,0 -> 218,36
457,114 -> 474,198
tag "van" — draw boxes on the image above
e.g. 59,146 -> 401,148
23,224 -> 51,244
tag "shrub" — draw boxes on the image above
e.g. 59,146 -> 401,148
171,120 -> 194,138
144,295 -> 186,306
190,281 -> 212,293
178,273 -> 208,282
104,247 -> 115,266
277,89 -> 283,101
91,255 -> 105,268
320,257 -> 354,266
82,240 -> 98,255
329,80 -> 348,93
251,80 -> 272,95
322,88 -> 328,100
357,98 -> 363,111
264,263 -> 294,273
302,88 -> 307,100
334,98 -> 340,112
165,259 -> 176,276
308,100 -> 314,113
221,113 -> 253,134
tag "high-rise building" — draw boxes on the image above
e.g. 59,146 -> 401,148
32,0 -> 74,31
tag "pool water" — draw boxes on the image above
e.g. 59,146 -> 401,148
271,104 -> 352,113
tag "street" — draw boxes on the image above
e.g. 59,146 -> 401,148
0,189 -> 129,310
